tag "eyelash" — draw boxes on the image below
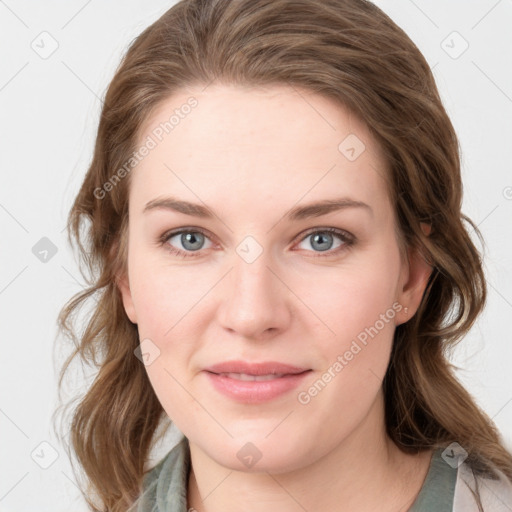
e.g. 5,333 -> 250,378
158,226 -> 356,259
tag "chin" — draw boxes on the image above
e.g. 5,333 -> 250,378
197,434 -> 314,474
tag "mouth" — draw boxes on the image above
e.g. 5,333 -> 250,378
210,372 -> 303,381
204,360 -> 311,376
202,362 -> 312,404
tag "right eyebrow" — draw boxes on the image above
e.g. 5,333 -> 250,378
143,197 -> 213,217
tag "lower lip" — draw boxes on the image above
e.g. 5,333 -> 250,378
204,370 -> 312,404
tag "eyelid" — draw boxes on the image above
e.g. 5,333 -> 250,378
159,226 -> 355,258
296,226 -> 354,245
292,227 -> 355,257
158,226 -> 215,253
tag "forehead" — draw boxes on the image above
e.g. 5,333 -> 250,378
130,83 -> 391,217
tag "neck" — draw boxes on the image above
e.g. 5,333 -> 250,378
186,391 -> 432,512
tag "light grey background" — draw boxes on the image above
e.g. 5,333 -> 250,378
1,1 -> 511,510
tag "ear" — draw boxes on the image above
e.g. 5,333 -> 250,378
396,223 -> 433,325
110,241 -> 138,325
116,271 -> 138,324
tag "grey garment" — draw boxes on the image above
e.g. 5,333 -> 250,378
453,460 -> 512,511
130,436 -> 512,512
409,448 -> 457,511
128,436 -> 191,512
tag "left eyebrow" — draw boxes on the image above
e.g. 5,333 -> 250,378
142,196 -> 373,220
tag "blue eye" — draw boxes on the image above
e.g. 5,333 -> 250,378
160,228 -> 213,258
296,227 -> 353,254
159,227 -> 355,259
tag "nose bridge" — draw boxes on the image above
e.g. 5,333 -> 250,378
231,238 -> 277,305
218,235 -> 289,336
230,232 -> 274,287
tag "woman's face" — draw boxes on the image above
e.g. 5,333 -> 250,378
119,83 -> 430,472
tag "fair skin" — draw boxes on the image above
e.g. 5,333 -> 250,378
118,83 -> 433,512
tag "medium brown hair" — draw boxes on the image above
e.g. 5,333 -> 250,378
54,0 -> 512,510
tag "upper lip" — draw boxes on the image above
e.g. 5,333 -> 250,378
204,360 -> 311,376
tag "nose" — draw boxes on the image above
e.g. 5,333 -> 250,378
216,247 -> 292,340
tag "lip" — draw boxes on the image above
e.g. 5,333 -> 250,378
204,360 -> 310,376
203,360 -> 312,404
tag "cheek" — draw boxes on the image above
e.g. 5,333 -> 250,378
143,357 -> 205,438
131,267 -> 203,429
129,254 -> 206,339
303,253 -> 400,341
294,265 -> 399,440
128,254 -> 206,367
298,248 -> 401,390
